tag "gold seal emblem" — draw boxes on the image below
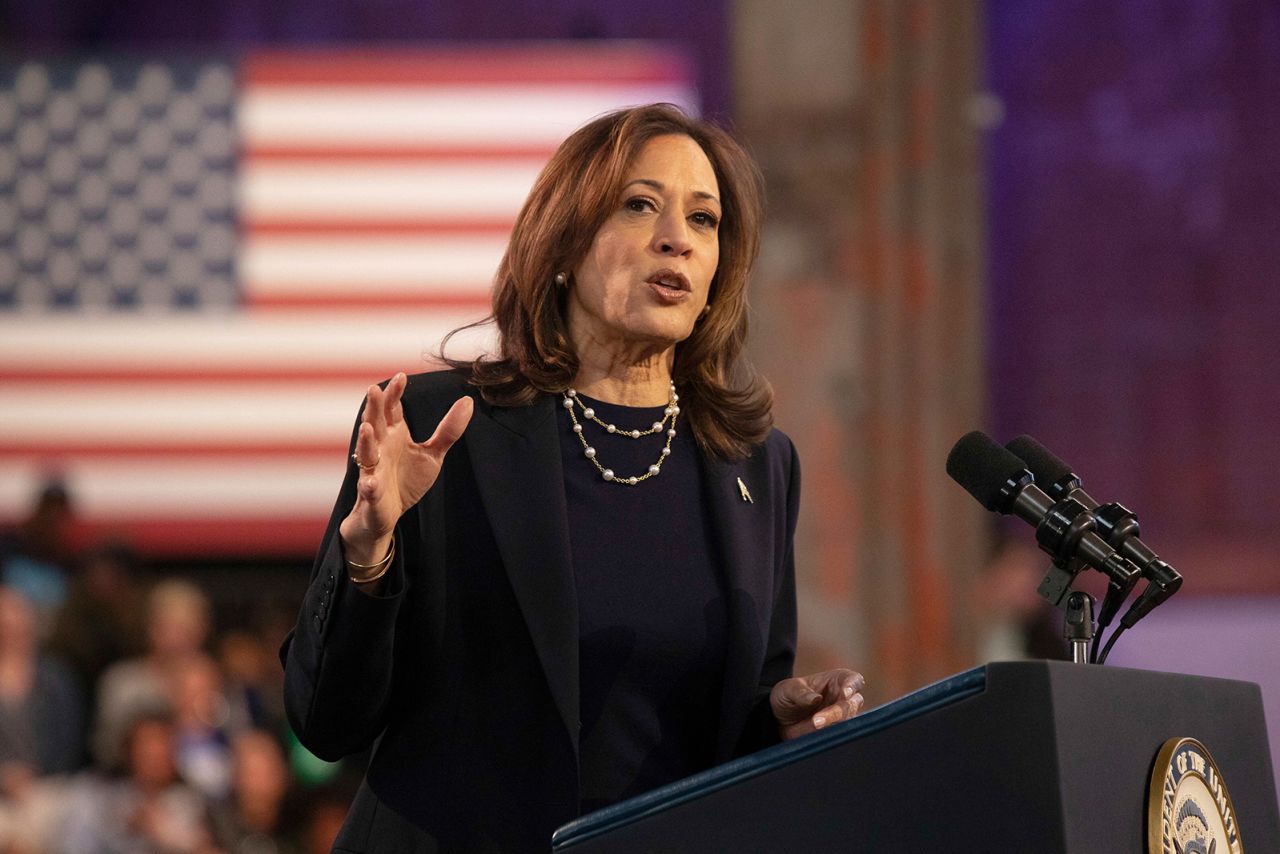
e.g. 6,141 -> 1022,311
1148,737 -> 1243,854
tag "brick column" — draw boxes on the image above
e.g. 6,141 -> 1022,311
732,0 -> 989,700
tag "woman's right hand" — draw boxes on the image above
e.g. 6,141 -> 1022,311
338,373 -> 474,565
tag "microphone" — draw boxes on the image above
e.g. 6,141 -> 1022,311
1005,435 -> 1182,628
945,432 -> 1141,605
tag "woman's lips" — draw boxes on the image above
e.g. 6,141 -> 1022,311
648,280 -> 691,303
646,270 -> 691,304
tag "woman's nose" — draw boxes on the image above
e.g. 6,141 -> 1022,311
652,213 -> 693,257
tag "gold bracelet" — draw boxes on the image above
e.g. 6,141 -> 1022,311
347,535 -> 395,584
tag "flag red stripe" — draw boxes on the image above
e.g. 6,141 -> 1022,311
244,145 -> 556,161
243,218 -> 517,235
0,369 -> 415,383
73,517 -> 328,558
243,49 -> 691,87
243,293 -> 493,311
0,443 -> 346,458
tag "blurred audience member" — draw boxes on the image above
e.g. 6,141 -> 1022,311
0,586 -> 83,777
93,579 -> 211,769
219,618 -> 290,736
0,480 -> 75,636
298,787 -> 351,854
210,729 -> 298,854
171,654 -> 234,801
974,535 -> 1069,662
0,768 -> 72,853
47,541 -> 147,702
0,503 -> 348,850
57,710 -> 217,853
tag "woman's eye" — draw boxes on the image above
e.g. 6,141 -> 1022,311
691,211 -> 719,229
625,196 -> 657,213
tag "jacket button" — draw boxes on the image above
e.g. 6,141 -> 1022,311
322,579 -> 333,592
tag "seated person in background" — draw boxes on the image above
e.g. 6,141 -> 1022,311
0,585 -> 83,779
58,709 -> 216,854
0,481 -> 75,637
94,578 -> 212,770
210,729 -> 299,854
47,541 -> 147,705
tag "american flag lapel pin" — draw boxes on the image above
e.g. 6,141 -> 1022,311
737,477 -> 753,503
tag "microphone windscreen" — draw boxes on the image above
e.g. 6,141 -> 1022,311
1006,435 -> 1073,485
946,430 -> 1030,512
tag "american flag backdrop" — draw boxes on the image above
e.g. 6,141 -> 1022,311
0,47 -> 696,557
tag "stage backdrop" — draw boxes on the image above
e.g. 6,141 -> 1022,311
986,0 -> 1280,596
0,46 -> 696,556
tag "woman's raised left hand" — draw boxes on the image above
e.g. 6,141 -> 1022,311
770,669 -> 866,740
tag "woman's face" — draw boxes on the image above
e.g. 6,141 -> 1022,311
568,133 -> 721,360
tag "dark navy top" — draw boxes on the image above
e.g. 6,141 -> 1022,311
558,392 -> 729,813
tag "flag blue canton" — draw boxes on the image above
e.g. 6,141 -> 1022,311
0,59 -> 237,313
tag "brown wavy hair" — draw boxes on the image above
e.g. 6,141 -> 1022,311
442,103 -> 772,460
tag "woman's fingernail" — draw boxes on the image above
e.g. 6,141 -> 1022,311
813,715 -> 827,728
844,685 -> 854,698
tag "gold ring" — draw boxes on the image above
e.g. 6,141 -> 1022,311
351,451 -> 380,470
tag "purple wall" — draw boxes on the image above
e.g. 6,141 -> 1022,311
986,0 -> 1280,593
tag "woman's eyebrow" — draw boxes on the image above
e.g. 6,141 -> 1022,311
623,178 -> 721,206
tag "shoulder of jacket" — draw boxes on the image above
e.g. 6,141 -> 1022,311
762,426 -> 795,455
753,426 -> 797,469
754,427 -> 800,494
367,369 -> 477,441
399,367 -> 475,407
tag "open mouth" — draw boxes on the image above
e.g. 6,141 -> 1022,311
647,270 -> 691,297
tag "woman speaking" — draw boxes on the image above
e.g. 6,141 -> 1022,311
281,104 -> 865,852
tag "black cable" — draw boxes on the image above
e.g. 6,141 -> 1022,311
1097,626 -> 1127,665
1089,630 -> 1103,664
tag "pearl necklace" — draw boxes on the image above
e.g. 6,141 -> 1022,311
561,383 -> 680,486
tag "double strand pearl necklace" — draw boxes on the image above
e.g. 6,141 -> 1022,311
561,383 -> 680,486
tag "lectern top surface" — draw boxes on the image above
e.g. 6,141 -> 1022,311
552,664 -> 988,850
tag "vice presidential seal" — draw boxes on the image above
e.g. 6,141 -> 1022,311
1148,737 -> 1243,854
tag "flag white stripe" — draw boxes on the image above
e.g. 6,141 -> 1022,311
242,235 -> 504,292
241,162 -> 542,220
0,315 -> 495,370
0,458 -> 339,518
240,85 -> 697,147
0,384 -> 367,443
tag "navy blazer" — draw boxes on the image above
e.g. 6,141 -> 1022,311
281,369 -> 800,853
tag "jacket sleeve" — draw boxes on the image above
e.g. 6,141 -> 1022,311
279,396 -> 413,762
733,434 -> 801,757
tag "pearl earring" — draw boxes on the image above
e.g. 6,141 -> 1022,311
554,272 -> 568,287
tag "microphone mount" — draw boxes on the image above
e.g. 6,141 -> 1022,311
1063,591 -> 1096,664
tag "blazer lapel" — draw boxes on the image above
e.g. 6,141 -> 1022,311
467,395 -> 580,754
701,453 -> 776,759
